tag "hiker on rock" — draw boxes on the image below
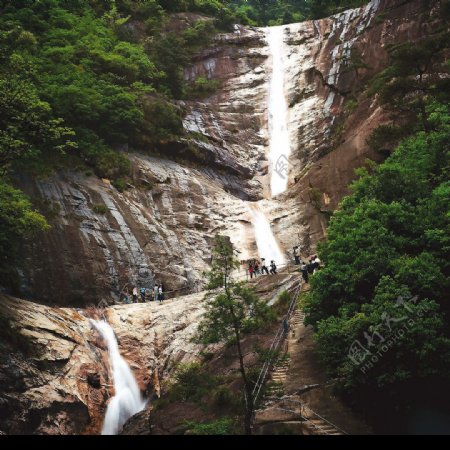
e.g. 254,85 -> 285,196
283,317 -> 289,334
248,261 -> 255,279
261,258 -> 269,275
313,255 -> 321,273
270,260 -> 277,274
123,288 -> 130,304
307,259 -> 315,275
140,286 -> 146,303
158,285 -> 164,303
301,261 -> 309,284
254,260 -> 261,276
153,284 -> 159,302
132,286 -> 138,303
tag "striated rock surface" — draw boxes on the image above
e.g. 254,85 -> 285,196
0,273 -> 297,435
272,0 -> 445,254
0,292 -> 208,435
16,0 -> 444,307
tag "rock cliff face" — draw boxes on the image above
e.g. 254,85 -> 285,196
17,0 -> 444,308
0,273 -> 297,435
0,293 -> 207,434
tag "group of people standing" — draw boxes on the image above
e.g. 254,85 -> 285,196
299,255 -> 321,284
122,284 -> 165,304
246,258 -> 278,279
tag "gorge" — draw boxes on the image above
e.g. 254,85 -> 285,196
1,0 -> 449,436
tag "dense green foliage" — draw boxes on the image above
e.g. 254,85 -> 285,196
228,0 -> 369,25
367,31 -> 450,152
0,0 -> 244,290
0,182 -> 49,289
304,25 -> 450,422
305,102 -> 450,412
183,418 -> 235,435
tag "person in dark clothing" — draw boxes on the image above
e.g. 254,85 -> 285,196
261,258 -> 269,275
300,261 -> 309,283
123,288 -> 130,304
270,260 -> 277,274
312,255 -> 321,273
293,246 -> 300,265
283,317 -> 289,334
307,259 -> 315,274
140,287 -> 146,303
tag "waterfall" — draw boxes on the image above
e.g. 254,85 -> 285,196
92,320 -> 146,435
245,26 -> 292,264
249,204 -> 285,266
266,26 -> 291,197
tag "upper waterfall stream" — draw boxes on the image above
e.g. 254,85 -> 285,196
247,25 -> 292,265
266,25 -> 291,198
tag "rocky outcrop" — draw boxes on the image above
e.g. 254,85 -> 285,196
18,156 -> 267,306
254,0 -> 445,257
0,273 -> 297,435
0,292 -> 209,435
16,0 -> 444,306
272,0 -> 446,254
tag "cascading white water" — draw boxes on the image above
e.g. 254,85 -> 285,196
249,205 -> 285,266
92,320 -> 146,435
266,26 -> 291,197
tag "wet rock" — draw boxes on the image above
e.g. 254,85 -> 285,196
0,292 -> 211,435
87,373 -> 101,389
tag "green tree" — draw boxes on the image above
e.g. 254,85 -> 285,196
305,102 -> 450,411
0,181 -> 49,290
194,235 -> 275,435
368,32 -> 450,151
0,55 -> 76,175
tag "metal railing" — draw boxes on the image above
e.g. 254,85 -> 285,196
279,398 -> 350,435
117,261 -> 301,304
251,280 -> 303,406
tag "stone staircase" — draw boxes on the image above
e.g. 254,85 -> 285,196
254,302 -> 350,435
265,354 -> 291,398
299,404 -> 347,435
291,309 -> 305,328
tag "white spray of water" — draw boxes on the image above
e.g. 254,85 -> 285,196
266,26 -> 291,197
249,204 -> 285,266
92,320 -> 146,435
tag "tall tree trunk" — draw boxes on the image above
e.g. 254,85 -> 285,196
226,288 -> 254,435
233,323 -> 254,435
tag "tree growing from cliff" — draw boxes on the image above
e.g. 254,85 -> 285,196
194,235 -> 274,435
0,181 -> 50,292
367,31 -> 450,152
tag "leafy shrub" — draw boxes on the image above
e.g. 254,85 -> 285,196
92,204 -> 108,215
185,76 -> 221,99
170,362 -> 222,403
183,418 -> 235,435
212,386 -> 235,407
